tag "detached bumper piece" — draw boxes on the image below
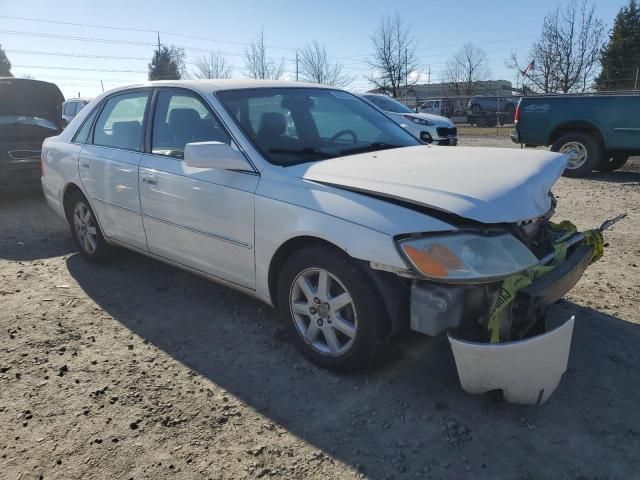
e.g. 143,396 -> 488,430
448,316 -> 574,405
447,245 -> 592,405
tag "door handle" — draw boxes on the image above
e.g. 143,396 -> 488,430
80,160 -> 90,169
142,174 -> 158,186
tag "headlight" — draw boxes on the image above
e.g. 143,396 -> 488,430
404,115 -> 433,126
397,233 -> 539,282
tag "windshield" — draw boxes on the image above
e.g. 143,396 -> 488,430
0,115 -> 59,131
363,95 -> 413,114
216,88 -> 420,166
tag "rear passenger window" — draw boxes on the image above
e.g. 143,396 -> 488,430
151,91 -> 230,159
93,92 -> 150,151
72,105 -> 99,144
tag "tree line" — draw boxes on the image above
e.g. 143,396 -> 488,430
1,0 -> 638,94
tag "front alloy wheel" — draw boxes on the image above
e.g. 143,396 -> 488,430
290,268 -> 357,356
277,245 -> 389,372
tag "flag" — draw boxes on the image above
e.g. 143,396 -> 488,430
522,60 -> 535,76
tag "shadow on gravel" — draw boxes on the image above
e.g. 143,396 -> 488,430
66,251 -> 640,478
0,190 -> 74,261
587,169 -> 640,185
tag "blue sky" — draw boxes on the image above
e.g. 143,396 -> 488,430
0,0 -> 627,99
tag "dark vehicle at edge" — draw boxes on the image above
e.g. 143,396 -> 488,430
467,95 -> 519,127
511,93 -> 640,177
0,78 -> 64,191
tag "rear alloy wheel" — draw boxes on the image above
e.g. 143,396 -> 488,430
277,245 -> 389,373
66,191 -> 112,262
596,154 -> 629,173
551,132 -> 601,177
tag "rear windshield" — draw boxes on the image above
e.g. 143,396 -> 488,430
217,88 -> 420,166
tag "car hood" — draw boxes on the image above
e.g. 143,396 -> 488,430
297,145 -> 568,224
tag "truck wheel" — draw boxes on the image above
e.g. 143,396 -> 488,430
277,245 -> 389,373
551,132 -> 601,177
596,154 -> 628,173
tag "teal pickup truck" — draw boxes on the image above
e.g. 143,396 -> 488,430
511,94 -> 640,177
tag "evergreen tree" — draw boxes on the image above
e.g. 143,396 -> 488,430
596,0 -> 640,90
148,45 -> 185,81
0,44 -> 12,77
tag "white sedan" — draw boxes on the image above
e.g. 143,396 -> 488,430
42,80 -> 591,376
360,93 -> 457,145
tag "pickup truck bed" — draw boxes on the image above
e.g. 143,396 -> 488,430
512,94 -> 640,177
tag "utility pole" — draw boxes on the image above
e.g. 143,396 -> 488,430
100,80 -> 104,93
296,50 -> 299,82
635,67 -> 639,91
426,65 -> 430,99
157,32 -> 161,54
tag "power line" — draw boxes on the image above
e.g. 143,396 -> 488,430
0,14 -> 297,51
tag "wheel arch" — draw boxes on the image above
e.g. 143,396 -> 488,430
547,121 -> 605,147
62,182 -> 85,220
267,235 -> 409,335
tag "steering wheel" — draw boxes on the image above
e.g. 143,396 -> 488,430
330,129 -> 358,144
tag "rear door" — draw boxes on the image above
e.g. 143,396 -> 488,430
78,89 -> 151,250
138,88 -> 258,288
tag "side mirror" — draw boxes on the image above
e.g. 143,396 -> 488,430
184,141 -> 251,171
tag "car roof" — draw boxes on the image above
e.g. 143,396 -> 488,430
101,79 -> 328,97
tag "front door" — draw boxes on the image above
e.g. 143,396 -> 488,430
78,90 -> 150,250
139,89 -> 258,289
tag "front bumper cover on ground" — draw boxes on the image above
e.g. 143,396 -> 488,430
447,244 -> 592,405
448,316 -> 574,405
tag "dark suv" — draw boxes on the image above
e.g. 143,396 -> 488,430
467,95 -> 519,127
0,78 -> 64,190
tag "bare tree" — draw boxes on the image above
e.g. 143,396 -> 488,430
244,28 -> 285,80
367,13 -> 418,97
508,0 -> 604,93
445,43 -> 490,95
507,39 -> 560,93
298,41 -> 353,87
192,52 -> 233,79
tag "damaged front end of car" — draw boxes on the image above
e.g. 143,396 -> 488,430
388,208 -> 625,405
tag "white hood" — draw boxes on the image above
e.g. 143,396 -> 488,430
300,146 -> 568,224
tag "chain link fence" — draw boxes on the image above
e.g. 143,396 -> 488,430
397,92 -> 520,135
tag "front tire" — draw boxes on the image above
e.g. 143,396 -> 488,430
551,132 -> 601,177
65,191 -> 112,263
277,245 -> 389,373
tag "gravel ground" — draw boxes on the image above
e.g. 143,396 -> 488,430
1,136 -> 639,480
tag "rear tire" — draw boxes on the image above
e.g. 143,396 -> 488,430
277,245 -> 389,373
596,154 -> 628,172
551,132 -> 601,178
65,191 -> 112,263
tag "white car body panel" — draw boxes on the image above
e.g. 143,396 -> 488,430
78,144 -> 147,250
448,316 -> 575,405
301,145 -> 568,224
138,153 -> 259,289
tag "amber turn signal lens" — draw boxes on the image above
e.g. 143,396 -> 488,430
402,244 -> 462,277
